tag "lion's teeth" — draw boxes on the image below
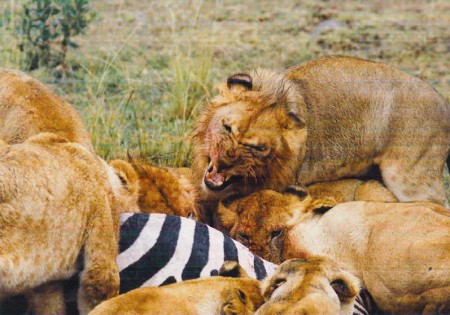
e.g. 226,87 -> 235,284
225,175 -> 231,182
216,181 -> 223,186
208,161 -> 213,169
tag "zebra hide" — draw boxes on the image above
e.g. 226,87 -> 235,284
118,213 -> 379,315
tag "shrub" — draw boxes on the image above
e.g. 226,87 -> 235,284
19,0 -> 92,70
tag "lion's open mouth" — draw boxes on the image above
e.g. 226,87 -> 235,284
203,162 -> 234,191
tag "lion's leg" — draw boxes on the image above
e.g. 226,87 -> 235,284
379,148 -> 447,206
0,204 -> 40,293
77,202 -> 119,315
354,180 -> 398,202
421,286 -> 450,315
26,282 -> 66,315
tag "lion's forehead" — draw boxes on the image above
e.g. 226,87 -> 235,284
211,102 -> 287,131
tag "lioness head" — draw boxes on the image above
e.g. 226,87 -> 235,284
110,159 -> 198,219
192,69 -> 307,201
257,256 -> 360,315
218,185 -> 337,263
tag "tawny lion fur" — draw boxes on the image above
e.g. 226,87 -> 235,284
0,68 -> 93,151
218,179 -> 396,262
219,188 -> 450,314
110,159 -> 198,219
89,263 -> 264,315
256,256 -> 360,315
193,56 -> 450,223
306,179 -> 397,203
0,133 -> 123,315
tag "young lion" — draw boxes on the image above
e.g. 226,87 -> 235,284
256,256 -> 360,315
219,188 -> 450,314
110,159 -> 198,219
89,262 -> 264,315
0,68 -> 93,151
0,133 -> 121,314
218,179 -> 396,262
192,56 -> 450,222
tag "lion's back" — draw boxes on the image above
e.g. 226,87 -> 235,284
0,68 -> 93,151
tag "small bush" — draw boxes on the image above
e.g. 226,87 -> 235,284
19,0 -> 93,70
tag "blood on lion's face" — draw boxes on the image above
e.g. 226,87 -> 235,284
192,70 -> 307,201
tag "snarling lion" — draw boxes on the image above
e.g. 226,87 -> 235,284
0,68 -> 93,151
256,256 -> 360,315
192,56 -> 450,223
89,261 -> 264,315
0,133 -> 131,314
219,187 -> 450,314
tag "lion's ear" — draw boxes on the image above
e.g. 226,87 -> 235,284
219,261 -> 249,278
285,184 -> 309,200
217,202 -> 238,230
331,274 -> 359,303
110,159 -> 140,194
306,197 -> 338,215
227,73 -> 253,92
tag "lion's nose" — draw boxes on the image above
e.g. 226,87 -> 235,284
206,159 -> 230,174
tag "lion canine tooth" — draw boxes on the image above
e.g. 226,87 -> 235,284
225,175 -> 231,182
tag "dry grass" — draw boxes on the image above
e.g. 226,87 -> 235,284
0,0 -> 449,196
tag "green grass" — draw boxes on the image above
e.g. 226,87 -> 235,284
0,0 -> 449,200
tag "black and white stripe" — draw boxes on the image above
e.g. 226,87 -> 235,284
117,213 -> 374,315
118,213 -> 276,292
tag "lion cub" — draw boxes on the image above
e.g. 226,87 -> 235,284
89,262 -> 264,315
218,179 -> 395,263
219,187 -> 450,314
0,133 -> 121,314
110,159 -> 198,219
256,256 -> 360,315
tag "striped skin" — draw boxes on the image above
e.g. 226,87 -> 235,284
116,213 -> 374,315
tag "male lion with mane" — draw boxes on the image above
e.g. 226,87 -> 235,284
192,56 -> 450,223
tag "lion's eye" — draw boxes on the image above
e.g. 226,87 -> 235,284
274,278 -> 286,287
245,144 -> 267,152
271,230 -> 283,239
222,120 -> 232,133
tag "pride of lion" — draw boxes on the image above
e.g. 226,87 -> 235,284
1,55 -> 449,315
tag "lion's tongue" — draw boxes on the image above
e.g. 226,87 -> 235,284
206,165 -> 225,186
